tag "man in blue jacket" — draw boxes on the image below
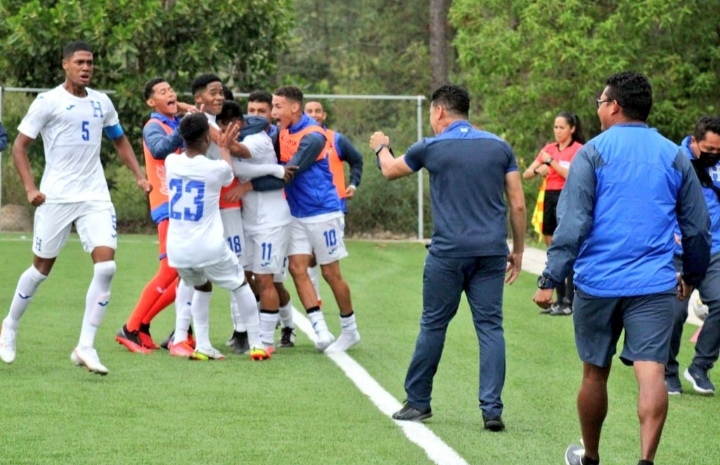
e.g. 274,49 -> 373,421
533,72 -> 711,465
666,116 -> 720,395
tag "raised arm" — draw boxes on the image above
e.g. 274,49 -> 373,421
370,131 -> 415,180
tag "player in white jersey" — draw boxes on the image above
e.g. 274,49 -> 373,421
165,113 -> 270,361
0,41 -> 152,374
216,101 -> 294,350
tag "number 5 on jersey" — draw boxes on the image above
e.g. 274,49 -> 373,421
169,179 -> 205,221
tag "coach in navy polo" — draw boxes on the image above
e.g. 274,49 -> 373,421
371,84 -> 526,430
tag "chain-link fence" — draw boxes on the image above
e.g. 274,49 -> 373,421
0,87 -> 432,238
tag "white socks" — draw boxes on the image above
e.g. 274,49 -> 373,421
259,310 -> 279,346
5,266 -> 48,330
231,283 -> 261,347
340,312 -> 357,334
308,309 -> 329,335
279,300 -> 294,329
78,261 -> 116,348
229,294 -> 248,333
174,279 -> 194,343
190,290 -> 212,352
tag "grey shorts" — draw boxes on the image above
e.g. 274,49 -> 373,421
573,287 -> 675,367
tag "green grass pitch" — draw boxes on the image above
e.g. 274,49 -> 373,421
0,234 -> 717,464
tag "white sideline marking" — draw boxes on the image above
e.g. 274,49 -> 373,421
292,307 -> 469,465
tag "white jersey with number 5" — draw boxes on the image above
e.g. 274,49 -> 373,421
165,153 -> 234,268
17,85 -> 120,203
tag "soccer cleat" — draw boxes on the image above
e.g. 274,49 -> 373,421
138,324 -> 159,350
314,329 -> 336,352
564,443 -> 599,465
549,303 -> 572,316
539,303 -> 558,315
392,402 -> 432,422
0,323 -> 17,364
278,326 -> 296,348
325,330 -> 360,353
160,330 -> 174,350
190,347 -> 225,361
161,328 -> 195,350
684,364 -> 715,394
229,331 -> 250,355
168,340 -> 195,358
665,375 -> 683,395
71,347 -> 109,375
115,326 -> 151,354
482,415 -> 505,432
249,344 -> 273,361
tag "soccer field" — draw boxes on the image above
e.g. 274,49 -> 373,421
0,234 -> 717,464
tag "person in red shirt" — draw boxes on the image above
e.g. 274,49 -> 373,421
523,112 -> 584,315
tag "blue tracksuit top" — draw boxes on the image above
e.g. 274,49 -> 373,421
674,136 -> 720,256
279,114 -> 342,218
544,123 -> 710,296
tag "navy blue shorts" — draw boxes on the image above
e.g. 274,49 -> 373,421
572,287 -> 675,367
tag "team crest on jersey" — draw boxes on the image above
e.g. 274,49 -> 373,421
90,100 -> 104,118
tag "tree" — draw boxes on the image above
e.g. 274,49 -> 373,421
0,0 -> 291,146
429,0 -> 451,90
451,0 -> 720,233
0,0 -> 291,226
450,0 -> 720,160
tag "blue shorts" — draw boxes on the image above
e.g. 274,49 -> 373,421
573,287 -> 675,367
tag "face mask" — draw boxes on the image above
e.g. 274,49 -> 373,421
698,151 -> 720,168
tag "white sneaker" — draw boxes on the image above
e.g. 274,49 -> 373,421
0,323 -> 17,364
71,347 -> 108,375
314,329 -> 336,352
325,330 -> 361,353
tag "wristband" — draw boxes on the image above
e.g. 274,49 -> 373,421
374,144 -> 392,156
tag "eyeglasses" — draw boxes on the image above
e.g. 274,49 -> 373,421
595,98 -> 614,108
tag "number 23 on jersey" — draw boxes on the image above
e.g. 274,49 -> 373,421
169,178 -> 205,221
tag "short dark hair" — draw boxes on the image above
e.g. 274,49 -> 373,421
430,85 -> 470,118
248,90 -> 273,105
179,113 -> 210,149
144,78 -> 166,101
556,111 -> 585,144
217,100 -> 244,125
274,86 -> 303,104
223,85 -> 235,102
191,73 -> 222,96
63,41 -> 92,59
693,116 -> 720,142
604,72 -> 653,122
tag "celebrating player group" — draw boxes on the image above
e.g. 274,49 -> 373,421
0,40 -> 364,374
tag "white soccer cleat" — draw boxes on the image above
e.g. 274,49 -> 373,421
191,347 -> 225,361
71,347 -> 109,375
0,323 -> 17,364
325,330 -> 361,353
314,329 -> 336,352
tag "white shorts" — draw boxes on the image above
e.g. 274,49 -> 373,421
221,208 -> 247,267
245,225 -> 290,275
273,257 -> 289,284
176,249 -> 246,291
32,201 -> 117,259
287,217 -> 348,265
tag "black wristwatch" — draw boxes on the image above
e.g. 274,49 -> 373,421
543,158 -> 553,166
537,274 -> 557,289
